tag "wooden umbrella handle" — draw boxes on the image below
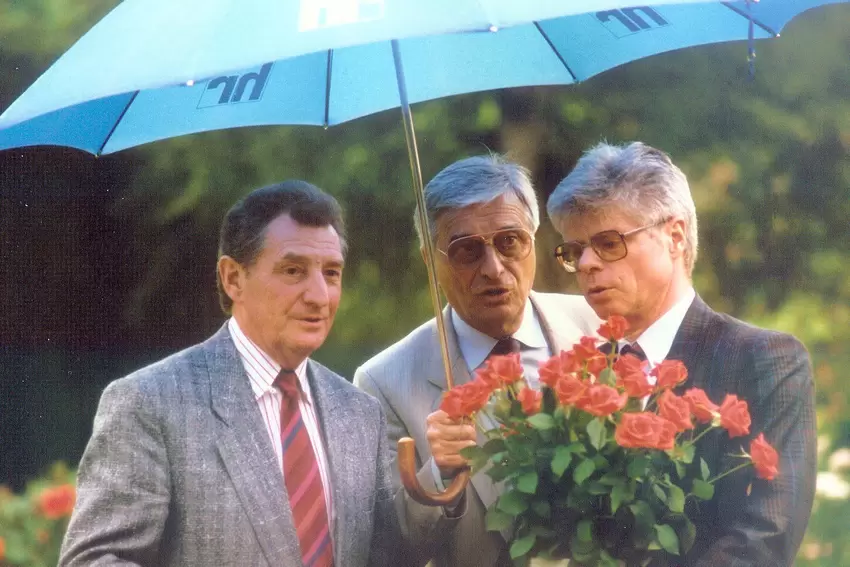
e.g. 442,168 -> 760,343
398,437 -> 470,506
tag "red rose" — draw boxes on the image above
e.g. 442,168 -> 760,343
539,350 -> 580,389
651,359 -> 689,391
657,390 -> 694,432
577,384 -> 627,417
598,315 -> 629,341
517,387 -> 543,415
574,336 -> 604,364
586,355 -> 609,378
554,375 -> 588,406
38,484 -> 76,520
682,388 -> 719,423
614,354 -> 653,399
750,433 -> 779,481
477,353 -> 524,389
718,394 -> 751,438
615,412 -> 678,451
0,536 -> 5,562
440,379 -> 492,419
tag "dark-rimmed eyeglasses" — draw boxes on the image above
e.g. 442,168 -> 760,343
439,228 -> 534,268
553,219 -> 667,273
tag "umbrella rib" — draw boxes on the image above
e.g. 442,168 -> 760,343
533,22 -> 579,83
720,2 -> 779,36
96,91 -> 139,156
323,50 -> 333,128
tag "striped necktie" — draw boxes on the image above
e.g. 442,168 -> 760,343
275,370 -> 334,567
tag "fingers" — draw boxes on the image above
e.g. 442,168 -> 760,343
426,410 -> 477,476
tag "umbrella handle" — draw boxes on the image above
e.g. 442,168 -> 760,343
398,437 -> 470,506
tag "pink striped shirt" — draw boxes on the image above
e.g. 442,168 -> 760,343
228,317 -> 335,530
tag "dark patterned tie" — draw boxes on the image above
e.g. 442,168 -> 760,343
490,336 -> 522,356
275,370 -> 334,567
619,342 -> 647,362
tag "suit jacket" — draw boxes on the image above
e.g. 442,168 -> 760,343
353,292 -> 601,567
59,324 -> 400,567
669,296 -> 816,566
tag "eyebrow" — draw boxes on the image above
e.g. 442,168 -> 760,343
275,252 -> 344,268
449,225 -> 525,242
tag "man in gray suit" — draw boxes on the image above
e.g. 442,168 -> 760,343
60,181 -> 401,566
354,155 -> 600,567
547,141 -> 816,565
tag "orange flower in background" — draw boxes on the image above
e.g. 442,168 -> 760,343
598,315 -> 629,341
477,353 -> 524,389
750,433 -> 779,480
440,378 -> 492,419
682,388 -> 719,423
517,387 -> 543,415
652,359 -> 689,390
577,384 -> 627,417
615,412 -> 678,451
0,536 -> 5,561
38,483 -> 76,520
657,390 -> 694,432
614,354 -> 653,399
574,336 -> 604,364
539,350 -> 580,388
554,375 -> 588,406
718,394 -> 751,438
586,355 -> 608,378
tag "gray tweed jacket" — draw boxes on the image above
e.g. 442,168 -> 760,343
59,324 -> 401,567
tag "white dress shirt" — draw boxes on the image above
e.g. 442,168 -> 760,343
623,287 -> 696,368
228,317 -> 335,528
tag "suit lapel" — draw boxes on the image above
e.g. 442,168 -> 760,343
667,295 -> 717,394
206,327 -> 301,566
305,363 -> 350,565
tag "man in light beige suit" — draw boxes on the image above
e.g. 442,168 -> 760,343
354,155 -> 600,567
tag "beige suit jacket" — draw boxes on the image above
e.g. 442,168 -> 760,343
354,292 -> 600,567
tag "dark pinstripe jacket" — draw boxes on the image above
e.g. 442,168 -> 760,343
670,296 -> 816,566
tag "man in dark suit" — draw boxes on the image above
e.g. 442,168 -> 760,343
546,141 -> 816,566
60,181 -> 401,566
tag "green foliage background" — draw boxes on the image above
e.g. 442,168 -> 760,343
0,1 -> 848,564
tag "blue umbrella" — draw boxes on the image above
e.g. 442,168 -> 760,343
0,0 -> 845,506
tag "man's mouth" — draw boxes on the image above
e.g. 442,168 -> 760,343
588,286 -> 610,296
478,287 -> 510,298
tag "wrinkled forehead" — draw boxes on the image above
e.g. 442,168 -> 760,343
556,203 -> 647,240
436,193 -> 535,240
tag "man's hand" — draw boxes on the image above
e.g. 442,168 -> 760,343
426,410 -> 477,478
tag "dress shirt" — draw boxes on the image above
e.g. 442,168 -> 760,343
228,317 -> 335,528
623,287 -> 696,368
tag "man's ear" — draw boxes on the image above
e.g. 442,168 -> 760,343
668,218 -> 687,258
218,256 -> 245,305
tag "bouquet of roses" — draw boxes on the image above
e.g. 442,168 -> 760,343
441,316 -> 779,567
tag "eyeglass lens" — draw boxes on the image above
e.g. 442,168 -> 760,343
558,230 -> 628,269
446,229 -> 532,266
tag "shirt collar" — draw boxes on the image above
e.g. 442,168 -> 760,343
228,317 -> 310,402
452,298 -> 547,372
631,287 -> 695,366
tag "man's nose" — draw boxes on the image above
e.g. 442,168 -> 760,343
577,245 -> 603,273
478,244 -> 506,279
302,269 -> 330,306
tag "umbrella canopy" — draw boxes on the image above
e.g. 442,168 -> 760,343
1,0 -> 846,155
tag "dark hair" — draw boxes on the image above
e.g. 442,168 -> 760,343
216,180 -> 347,314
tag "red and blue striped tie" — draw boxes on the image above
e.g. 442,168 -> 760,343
276,370 -> 334,567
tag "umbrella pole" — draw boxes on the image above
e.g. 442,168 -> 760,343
391,39 -> 470,507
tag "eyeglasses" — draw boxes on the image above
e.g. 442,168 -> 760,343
553,219 -> 667,273
439,228 -> 534,268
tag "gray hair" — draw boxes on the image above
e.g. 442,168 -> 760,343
546,141 -> 698,274
414,154 -> 540,247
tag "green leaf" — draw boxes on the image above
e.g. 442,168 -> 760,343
485,508 -> 513,532
532,499 -> 551,518
551,445 -> 573,479
527,413 -> 555,430
587,481 -> 611,495
652,484 -> 667,503
598,367 -> 617,386
573,458 -> 597,485
654,524 -> 680,555
681,443 -> 696,464
678,516 -> 697,553
586,417 -> 606,450
498,490 -> 530,515
667,484 -> 686,513
627,455 -> 649,479
610,481 -> 633,514
577,519 -> 594,542
629,501 -> 656,531
483,438 -> 507,455
510,533 -> 536,559
674,460 -> 687,480
459,445 -> 490,472
692,479 -> 715,500
517,471 -> 539,494
700,457 -> 711,481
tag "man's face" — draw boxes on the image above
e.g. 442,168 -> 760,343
222,213 -> 343,368
556,208 -> 682,338
433,195 -> 536,338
